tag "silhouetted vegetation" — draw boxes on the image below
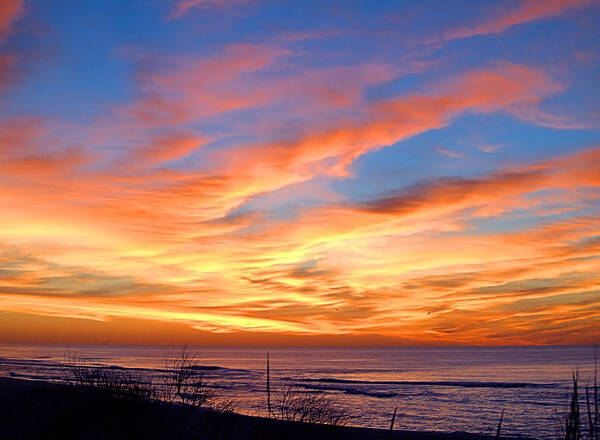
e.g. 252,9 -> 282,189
584,356 -> 599,440
62,352 -> 156,401
161,346 -> 212,407
559,364 -> 599,440
275,381 -> 350,426
61,346 -> 235,414
565,373 -> 581,440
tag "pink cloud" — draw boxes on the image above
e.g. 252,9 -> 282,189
0,0 -> 23,40
131,133 -> 207,166
172,0 -> 252,19
214,62 -> 564,186
478,144 -> 505,153
0,53 -> 16,89
123,44 -> 289,125
435,146 -> 464,158
439,0 -> 591,42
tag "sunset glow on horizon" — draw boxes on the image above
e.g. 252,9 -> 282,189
1,0 -> 599,346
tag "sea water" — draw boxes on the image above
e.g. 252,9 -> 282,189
0,345 -> 597,439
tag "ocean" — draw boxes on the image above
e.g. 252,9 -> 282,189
0,345 -> 597,439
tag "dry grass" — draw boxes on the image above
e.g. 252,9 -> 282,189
61,347 -> 236,413
61,353 -> 155,401
584,354 -> 599,440
275,381 -> 350,426
560,364 -> 599,440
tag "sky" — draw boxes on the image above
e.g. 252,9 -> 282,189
0,0 -> 599,346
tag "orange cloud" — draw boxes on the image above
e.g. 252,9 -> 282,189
130,133 -> 207,166
0,39 -> 596,345
226,147 -> 600,264
4,144 -> 598,345
214,62 -> 561,191
0,116 -> 49,155
0,63 -> 568,251
0,148 -> 90,177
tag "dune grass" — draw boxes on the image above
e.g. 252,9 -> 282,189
61,346 -> 236,413
560,363 -> 599,440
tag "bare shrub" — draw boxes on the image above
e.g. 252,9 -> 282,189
208,396 -> 237,414
276,382 -> 349,426
160,346 -> 211,407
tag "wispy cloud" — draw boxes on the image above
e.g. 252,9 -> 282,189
172,0 -> 253,19
0,0 -> 23,40
437,0 -> 592,42
435,146 -> 464,158
478,144 -> 505,153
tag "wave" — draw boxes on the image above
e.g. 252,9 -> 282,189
298,378 -> 556,389
186,365 -> 223,371
0,357 -> 250,379
8,372 -> 57,381
297,383 -> 397,398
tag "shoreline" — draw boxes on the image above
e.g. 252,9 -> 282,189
0,377 -> 536,440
